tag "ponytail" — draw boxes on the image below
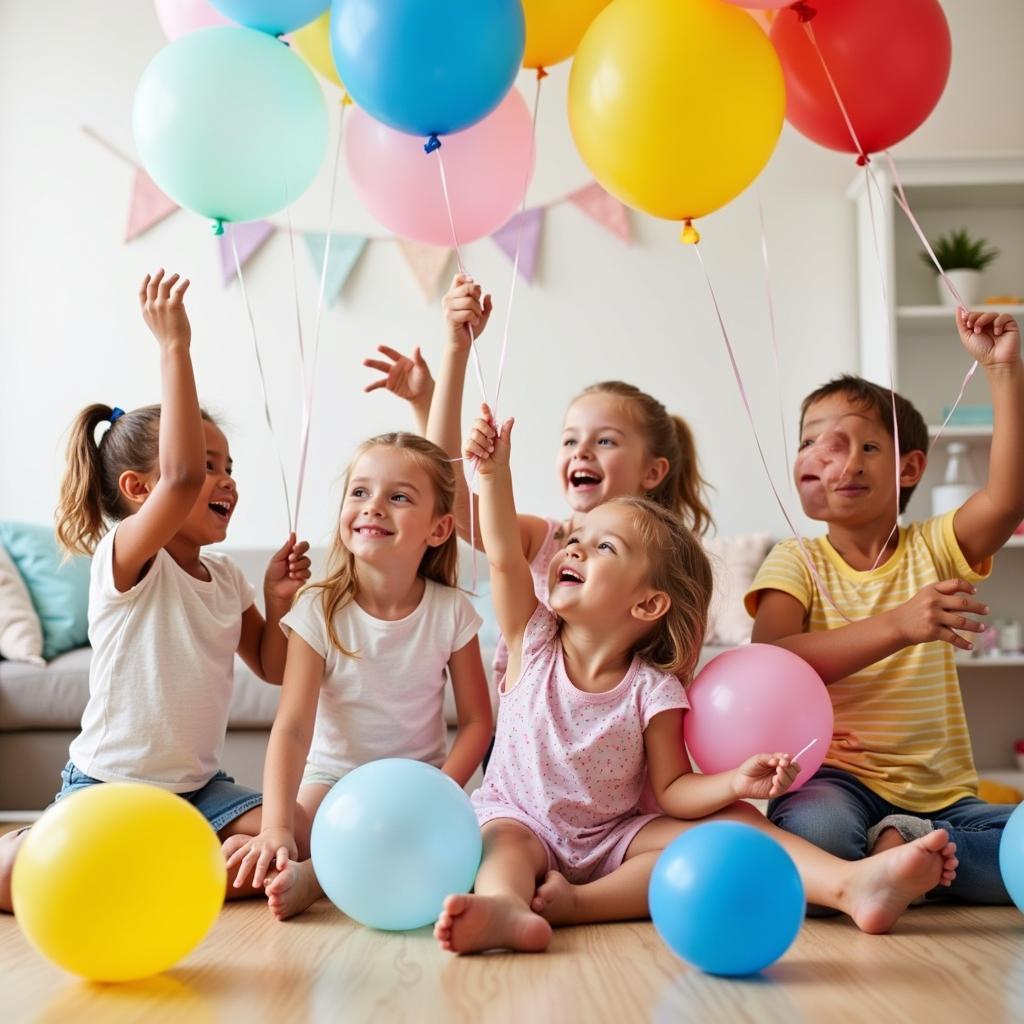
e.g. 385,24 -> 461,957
666,414 -> 713,539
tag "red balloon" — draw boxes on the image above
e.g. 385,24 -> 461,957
770,0 -> 951,156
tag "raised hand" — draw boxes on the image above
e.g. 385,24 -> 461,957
362,345 -> 434,405
957,309 -> 1021,370
463,403 -> 513,474
139,268 -> 191,348
265,533 -> 312,605
443,274 -> 493,351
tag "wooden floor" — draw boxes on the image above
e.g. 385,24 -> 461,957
1,894 -> 1023,1023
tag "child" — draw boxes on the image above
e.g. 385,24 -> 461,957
0,270 -> 311,912
364,275 -> 712,683
747,310 -> 1023,909
227,432 -> 493,920
434,407 -> 958,955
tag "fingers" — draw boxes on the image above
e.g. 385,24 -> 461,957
139,273 -> 151,304
158,272 -> 180,302
170,277 -> 190,302
376,345 -> 405,362
939,627 -> 974,652
412,346 -> 427,368
363,359 -> 394,374
933,578 -> 977,597
147,268 -> 165,304
364,379 -> 388,393
276,846 -> 291,872
464,420 -> 496,461
272,532 -> 296,559
225,842 -> 250,871
251,848 -> 274,890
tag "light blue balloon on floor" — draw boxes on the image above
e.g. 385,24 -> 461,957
649,822 -> 805,976
999,802 -> 1024,912
133,27 -> 327,226
311,758 -> 482,931
330,0 -> 525,137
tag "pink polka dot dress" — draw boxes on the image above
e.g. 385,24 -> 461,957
472,605 -> 688,884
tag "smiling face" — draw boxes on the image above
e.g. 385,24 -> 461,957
178,421 -> 237,545
339,445 -> 453,570
795,393 -> 924,526
557,393 -> 667,514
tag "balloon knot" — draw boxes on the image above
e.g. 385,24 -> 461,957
792,2 -> 817,22
536,67 -> 549,81
680,220 -> 701,245
211,219 -> 225,237
856,153 -> 871,167
277,34 -> 290,46
341,91 -> 353,107
424,134 -> 442,155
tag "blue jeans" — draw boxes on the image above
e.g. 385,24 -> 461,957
768,766 -> 1013,913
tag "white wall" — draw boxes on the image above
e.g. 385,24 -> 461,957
1,1 -> 1021,549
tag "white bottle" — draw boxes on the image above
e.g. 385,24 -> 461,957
932,442 -> 976,517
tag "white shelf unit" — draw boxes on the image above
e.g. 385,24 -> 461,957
849,154 -> 1024,783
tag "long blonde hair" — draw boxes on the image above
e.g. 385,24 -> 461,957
576,381 -> 713,537
307,433 -> 459,656
55,402 -> 216,556
611,497 -> 713,680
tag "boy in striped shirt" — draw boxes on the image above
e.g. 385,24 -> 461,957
746,309 -> 1022,912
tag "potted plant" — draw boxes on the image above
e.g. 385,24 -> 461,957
921,227 -> 999,307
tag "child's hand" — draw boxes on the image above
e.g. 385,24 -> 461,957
464,403 -> 513,474
362,345 -> 434,405
957,309 -> 1021,371
732,753 -> 800,800
443,274 -> 492,351
139,268 -> 191,348
265,533 -> 311,605
890,578 -> 989,652
226,827 -> 297,889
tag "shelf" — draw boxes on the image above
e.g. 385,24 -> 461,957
1005,535 -> 1024,548
956,655 -> 1024,668
977,769 -> 1024,789
927,424 -> 992,440
898,304 -> 1024,323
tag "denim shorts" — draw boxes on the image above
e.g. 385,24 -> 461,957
57,762 -> 263,834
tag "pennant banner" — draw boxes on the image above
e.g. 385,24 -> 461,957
125,169 -> 178,241
303,232 -> 368,304
396,240 -> 453,301
218,220 -> 275,285
489,207 -> 544,283
568,182 -> 631,244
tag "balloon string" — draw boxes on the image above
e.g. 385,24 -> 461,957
230,225 -> 293,535
691,244 -> 851,622
294,98 -> 349,531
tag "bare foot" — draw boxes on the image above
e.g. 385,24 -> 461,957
846,829 -> 958,934
530,870 -> 578,926
433,893 -> 552,954
0,829 -> 30,914
264,859 -> 324,921
869,827 -> 906,856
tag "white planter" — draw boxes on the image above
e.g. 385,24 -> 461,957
937,268 -> 981,307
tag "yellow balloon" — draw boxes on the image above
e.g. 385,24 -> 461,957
12,783 -> 226,981
521,0 -> 612,69
292,11 -> 343,89
568,0 -> 785,222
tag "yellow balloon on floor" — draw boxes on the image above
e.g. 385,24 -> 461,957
12,783 -> 226,981
568,0 -> 785,222
521,0 -> 611,69
292,11 -> 343,89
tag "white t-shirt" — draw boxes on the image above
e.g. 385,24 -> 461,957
69,524 -> 255,792
281,579 -> 482,780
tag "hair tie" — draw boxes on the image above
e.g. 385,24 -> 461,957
109,407 -> 125,423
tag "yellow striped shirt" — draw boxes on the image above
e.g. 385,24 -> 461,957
744,512 -> 991,811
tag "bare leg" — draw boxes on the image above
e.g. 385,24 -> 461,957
434,819 -> 553,954
264,783 -> 331,921
532,802 -> 958,935
0,828 -> 30,914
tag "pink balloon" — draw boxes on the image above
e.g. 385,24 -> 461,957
683,645 -> 833,790
345,89 -> 536,247
154,0 -> 234,40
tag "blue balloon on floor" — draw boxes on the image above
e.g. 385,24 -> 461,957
999,802 -> 1024,912
311,758 -> 482,931
649,822 -> 805,976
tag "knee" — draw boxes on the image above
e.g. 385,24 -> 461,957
768,796 -> 864,860
482,820 -> 538,855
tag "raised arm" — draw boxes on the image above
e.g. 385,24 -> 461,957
952,310 -> 1024,565
112,271 -> 206,591
464,405 -> 538,664
362,345 -> 435,434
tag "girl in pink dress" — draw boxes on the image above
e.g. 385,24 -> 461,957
434,407 -> 960,955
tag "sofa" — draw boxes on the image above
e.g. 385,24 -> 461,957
0,536 -> 771,812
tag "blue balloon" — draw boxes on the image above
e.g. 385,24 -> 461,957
1000,802 -> 1024,912
649,822 -> 805,976
209,0 -> 328,35
310,759 -> 482,931
330,0 -> 525,137
133,27 -> 327,226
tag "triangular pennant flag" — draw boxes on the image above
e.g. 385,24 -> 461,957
396,240 -> 452,301
568,182 -> 631,244
490,207 -> 544,283
303,232 -> 368,304
125,168 -> 178,241
218,221 -> 275,285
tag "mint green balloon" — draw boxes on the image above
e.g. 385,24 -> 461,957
133,27 -> 327,225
